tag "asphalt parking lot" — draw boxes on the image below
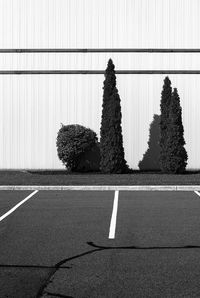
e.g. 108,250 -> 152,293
0,189 -> 200,297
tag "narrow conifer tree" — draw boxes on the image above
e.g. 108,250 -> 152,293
100,59 -> 127,173
159,76 -> 172,172
164,88 -> 188,173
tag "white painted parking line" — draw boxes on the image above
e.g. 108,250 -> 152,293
0,190 -> 38,222
109,190 -> 119,239
194,191 -> 200,197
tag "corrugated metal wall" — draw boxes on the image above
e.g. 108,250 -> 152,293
0,0 -> 199,169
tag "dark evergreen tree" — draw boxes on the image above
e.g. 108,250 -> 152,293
100,59 -> 128,173
159,76 -> 172,172
164,88 -> 188,173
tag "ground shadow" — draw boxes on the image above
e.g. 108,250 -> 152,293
138,114 -> 161,171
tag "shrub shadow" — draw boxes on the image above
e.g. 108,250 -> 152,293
75,142 -> 100,173
138,114 -> 161,171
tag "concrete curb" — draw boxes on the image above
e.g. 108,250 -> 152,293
0,185 -> 200,191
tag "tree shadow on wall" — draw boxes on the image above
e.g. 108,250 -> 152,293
138,114 -> 161,171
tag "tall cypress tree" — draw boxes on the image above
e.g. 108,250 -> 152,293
164,88 -> 188,173
100,59 -> 127,173
159,76 -> 172,172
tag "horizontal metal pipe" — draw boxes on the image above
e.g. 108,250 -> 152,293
0,48 -> 200,53
0,70 -> 200,75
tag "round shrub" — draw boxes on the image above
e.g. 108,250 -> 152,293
56,124 -> 99,172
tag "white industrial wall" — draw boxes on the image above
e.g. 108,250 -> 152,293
0,0 -> 199,169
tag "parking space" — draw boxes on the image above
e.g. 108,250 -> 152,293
0,191 -> 114,265
0,190 -> 114,298
0,189 -> 200,297
116,191 -> 200,246
0,190 -> 32,217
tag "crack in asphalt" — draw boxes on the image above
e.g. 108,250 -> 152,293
87,241 -> 200,250
0,264 -> 71,269
45,291 -> 73,298
37,246 -> 104,297
37,241 -> 200,297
